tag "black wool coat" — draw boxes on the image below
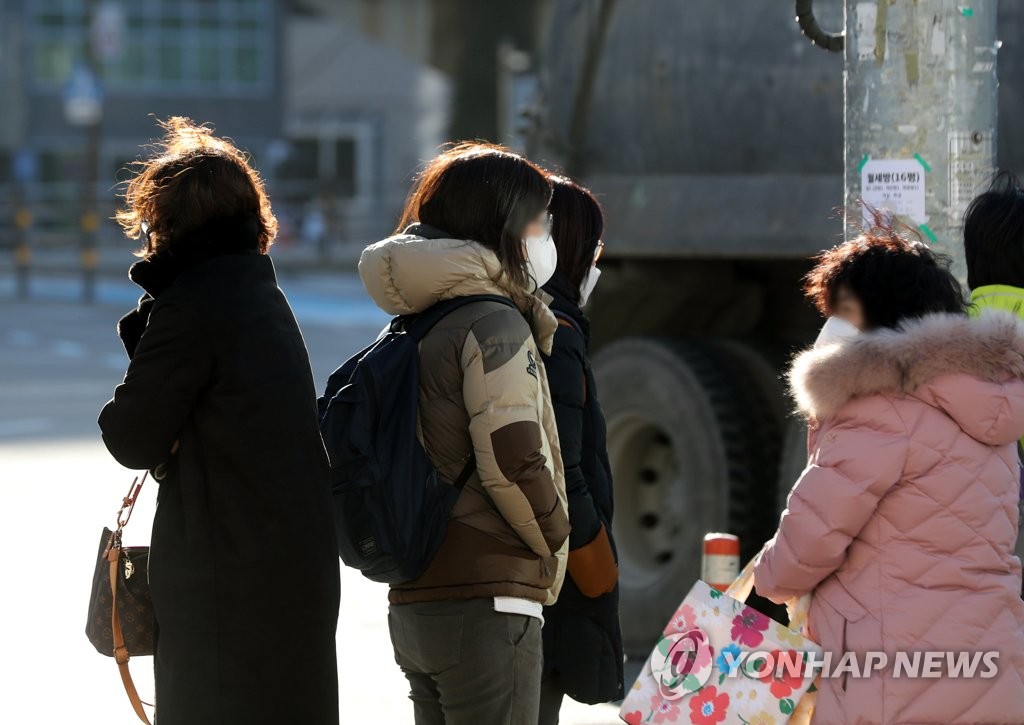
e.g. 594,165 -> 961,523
540,271 -> 624,704
98,215 -> 341,725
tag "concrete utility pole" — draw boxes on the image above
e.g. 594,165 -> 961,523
799,0 -> 999,281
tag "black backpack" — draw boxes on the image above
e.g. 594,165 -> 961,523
317,294 -> 517,584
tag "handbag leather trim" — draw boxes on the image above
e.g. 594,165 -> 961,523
107,541 -> 151,724
91,471 -> 154,724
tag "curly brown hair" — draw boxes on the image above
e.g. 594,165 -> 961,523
803,218 -> 965,330
116,117 -> 277,257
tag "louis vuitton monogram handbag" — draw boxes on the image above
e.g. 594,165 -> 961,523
85,472 -> 154,724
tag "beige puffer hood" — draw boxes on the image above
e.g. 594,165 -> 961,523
359,230 -> 559,355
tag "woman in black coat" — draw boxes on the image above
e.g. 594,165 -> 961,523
538,176 -> 624,724
98,118 -> 340,725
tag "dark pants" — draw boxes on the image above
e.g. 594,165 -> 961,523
537,670 -> 565,725
388,598 -> 542,725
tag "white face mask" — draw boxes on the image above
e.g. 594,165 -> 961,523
524,231 -> 558,290
579,266 -> 601,307
813,316 -> 860,349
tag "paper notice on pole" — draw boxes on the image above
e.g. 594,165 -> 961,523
860,158 -> 927,225
856,3 -> 877,61
949,131 -> 994,223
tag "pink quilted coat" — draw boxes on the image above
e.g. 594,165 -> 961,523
755,311 -> 1024,725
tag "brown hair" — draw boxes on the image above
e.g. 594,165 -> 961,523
803,215 -> 965,330
548,175 -> 604,300
117,117 -> 277,257
396,142 -> 552,289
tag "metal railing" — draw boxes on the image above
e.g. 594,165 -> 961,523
0,181 -> 374,302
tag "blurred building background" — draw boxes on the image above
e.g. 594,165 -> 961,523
0,0 -> 548,268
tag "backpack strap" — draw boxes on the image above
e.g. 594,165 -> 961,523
452,454 -> 477,491
551,309 -> 588,404
551,309 -> 584,338
403,294 -> 518,342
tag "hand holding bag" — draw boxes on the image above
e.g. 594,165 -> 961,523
85,472 -> 154,724
619,550 -> 820,724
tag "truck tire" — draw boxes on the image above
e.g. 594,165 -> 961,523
706,341 -> 790,624
777,416 -> 809,516
707,340 -> 786,563
593,337 -> 768,657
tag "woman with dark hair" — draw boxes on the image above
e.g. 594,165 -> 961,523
753,224 -> 1024,724
359,142 -> 570,724
964,170 -> 1024,296
536,176 -> 623,723
98,118 -> 340,725
963,171 -> 1024,592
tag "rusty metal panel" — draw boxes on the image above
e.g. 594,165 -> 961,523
586,173 -> 843,258
533,0 -> 1024,261
536,0 -> 844,176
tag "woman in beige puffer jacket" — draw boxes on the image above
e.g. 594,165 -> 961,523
360,142 -> 570,725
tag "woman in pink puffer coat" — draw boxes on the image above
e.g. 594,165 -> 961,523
754,229 -> 1024,724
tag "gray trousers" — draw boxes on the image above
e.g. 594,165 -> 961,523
388,597 -> 543,725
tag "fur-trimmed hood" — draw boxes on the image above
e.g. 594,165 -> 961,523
789,310 -> 1024,444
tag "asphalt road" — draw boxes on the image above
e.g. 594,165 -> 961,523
0,269 -> 625,724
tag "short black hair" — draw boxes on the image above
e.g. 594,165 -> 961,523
804,219 -> 966,330
963,170 -> 1024,290
397,142 -> 552,289
548,175 -> 604,301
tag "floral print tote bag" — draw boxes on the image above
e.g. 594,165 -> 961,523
619,554 -> 820,725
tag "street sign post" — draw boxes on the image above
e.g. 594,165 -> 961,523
62,61 -> 103,127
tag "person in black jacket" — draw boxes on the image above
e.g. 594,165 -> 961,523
98,117 -> 340,725
538,175 -> 624,724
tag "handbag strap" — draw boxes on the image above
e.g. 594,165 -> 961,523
107,544 -> 152,724
115,471 -> 147,531
723,539 -> 773,602
106,471 -> 152,724
724,555 -> 757,602
723,541 -> 820,724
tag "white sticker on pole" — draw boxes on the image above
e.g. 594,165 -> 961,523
949,131 -> 994,223
861,158 -> 927,225
856,3 -> 877,61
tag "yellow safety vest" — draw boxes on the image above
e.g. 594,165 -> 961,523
969,285 -> 1024,450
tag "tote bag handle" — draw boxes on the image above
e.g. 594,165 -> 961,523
725,541 -> 818,725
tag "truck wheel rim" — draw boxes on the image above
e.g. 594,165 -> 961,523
607,411 -> 684,591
